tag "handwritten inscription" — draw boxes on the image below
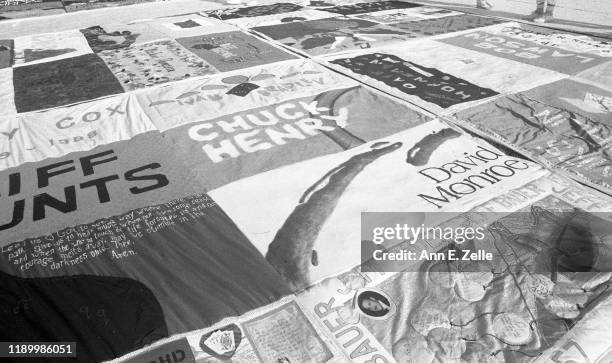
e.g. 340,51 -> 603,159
1,194 -> 215,272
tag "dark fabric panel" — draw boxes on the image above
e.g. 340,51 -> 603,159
205,3 -> 304,20
1,193 -> 292,336
322,1 -> 421,15
390,14 -> 503,36
253,17 -> 386,40
176,31 -> 295,72
0,132 -> 201,243
0,271 -> 167,363
13,53 -> 124,113
331,53 -> 498,108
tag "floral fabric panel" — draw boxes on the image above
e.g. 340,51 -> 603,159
99,40 -> 219,91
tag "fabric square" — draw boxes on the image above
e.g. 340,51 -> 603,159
216,9 -> 333,29
151,15 -> 236,38
61,0 -> 156,12
0,39 -> 14,69
13,30 -> 93,66
134,58 -> 359,130
323,39 -> 566,114
0,130 -> 202,244
79,24 -> 167,52
330,53 -> 498,108
1,93 -> 156,172
438,23 -> 612,75
207,120 -> 547,290
176,31 -> 295,72
456,78 -> 612,193
158,80 -> 431,191
355,7 -> 462,24
13,53 -> 124,113
0,68 -> 16,116
241,302 -> 332,362
204,3 -> 305,20
80,25 -> 140,52
251,17 -> 418,56
390,14 -> 504,36
98,39 -> 219,91
321,1 -> 422,15
306,0 -> 375,9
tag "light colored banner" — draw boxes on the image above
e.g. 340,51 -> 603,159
388,13 -> 503,38
162,84 -> 431,191
352,6 -> 463,24
0,93 -> 157,172
218,9 -> 333,28
210,119 -> 549,291
487,23 -> 612,58
135,59 -> 359,131
323,38 -> 566,115
437,22 -> 612,75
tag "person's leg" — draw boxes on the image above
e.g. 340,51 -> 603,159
532,0 -> 548,22
536,0 -> 546,14
545,0 -> 556,17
